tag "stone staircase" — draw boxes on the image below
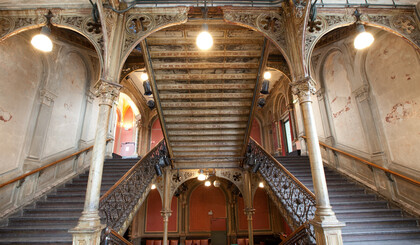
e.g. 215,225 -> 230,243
0,158 -> 138,244
275,156 -> 420,245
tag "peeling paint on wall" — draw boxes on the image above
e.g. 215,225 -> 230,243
385,100 -> 418,124
0,106 -> 12,123
332,96 -> 351,118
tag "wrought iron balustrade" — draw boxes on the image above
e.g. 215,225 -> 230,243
99,140 -> 166,236
103,227 -> 133,245
245,138 -> 316,241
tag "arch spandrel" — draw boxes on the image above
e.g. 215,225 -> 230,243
118,7 -> 189,74
305,8 -> 420,72
0,9 -> 104,72
167,169 -> 245,199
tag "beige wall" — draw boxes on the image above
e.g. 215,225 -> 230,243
0,30 -> 101,218
305,29 -> 420,215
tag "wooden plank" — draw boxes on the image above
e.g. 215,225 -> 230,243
157,83 -> 255,90
173,151 -> 241,157
165,116 -> 248,123
167,129 -> 245,136
163,109 -> 250,116
147,38 -> 263,46
170,135 -> 243,141
166,123 -> 247,130
171,141 -> 242,147
161,101 -> 252,108
150,50 -> 261,58
172,146 -> 242,152
152,62 -> 259,70
159,93 -> 253,100
174,161 -> 239,169
155,73 -> 256,81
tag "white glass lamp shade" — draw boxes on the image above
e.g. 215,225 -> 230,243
205,180 -> 211,187
354,24 -> 374,50
263,71 -> 271,80
196,24 -> 213,50
31,26 -> 53,52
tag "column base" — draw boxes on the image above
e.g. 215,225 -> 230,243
310,217 -> 345,245
69,211 -> 105,245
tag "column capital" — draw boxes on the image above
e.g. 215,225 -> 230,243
353,85 -> 369,102
95,80 -> 122,106
291,77 -> 316,103
161,210 -> 172,221
39,89 -> 57,106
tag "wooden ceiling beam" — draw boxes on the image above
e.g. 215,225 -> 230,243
159,93 -> 253,100
161,101 -> 251,108
171,141 -> 242,147
170,135 -> 244,142
150,50 -> 261,58
167,129 -> 245,136
163,109 -> 250,116
165,116 -> 248,123
157,83 -> 255,90
152,63 -> 259,70
166,123 -> 247,130
155,73 -> 256,81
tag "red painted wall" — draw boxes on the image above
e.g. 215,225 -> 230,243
250,119 -> 262,145
120,107 -> 135,157
238,188 -> 270,231
189,185 -> 227,232
145,190 -> 178,232
113,109 -> 121,155
151,119 -> 163,149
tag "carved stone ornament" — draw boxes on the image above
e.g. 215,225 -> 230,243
39,89 -> 57,106
122,7 -> 189,59
223,8 -> 287,54
353,85 -> 369,102
96,81 -> 122,106
0,9 -> 104,62
291,77 -> 316,103
169,168 -> 244,198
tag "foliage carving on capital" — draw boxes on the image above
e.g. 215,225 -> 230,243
291,77 -> 316,102
223,9 -> 287,52
96,81 -> 122,106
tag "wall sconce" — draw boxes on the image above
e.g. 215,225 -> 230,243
259,182 -> 264,188
260,80 -> 270,95
147,100 -> 155,109
143,80 -> 152,96
154,164 -> 162,176
213,180 -> 221,188
151,184 -> 156,189
205,180 -> 211,187
257,97 -> 266,108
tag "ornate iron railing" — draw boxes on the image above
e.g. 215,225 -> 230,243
245,139 -> 316,241
103,227 -> 133,245
99,140 -> 166,235
279,222 -> 313,245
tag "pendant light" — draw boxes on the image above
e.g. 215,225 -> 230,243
31,11 -> 54,52
353,9 -> 374,50
196,1 -> 213,51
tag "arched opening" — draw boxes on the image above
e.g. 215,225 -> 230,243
113,93 -> 141,158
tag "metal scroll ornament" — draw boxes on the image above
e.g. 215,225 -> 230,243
99,141 -> 166,234
245,139 -> 316,242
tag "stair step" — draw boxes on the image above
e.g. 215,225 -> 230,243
0,227 -> 71,238
8,217 -> 79,226
342,217 -> 419,228
335,208 -> 402,218
342,227 -> 420,242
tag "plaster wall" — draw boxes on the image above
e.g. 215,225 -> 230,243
43,52 -> 87,156
322,51 -> 368,152
311,94 -> 325,139
0,34 -> 43,175
365,32 -> 420,172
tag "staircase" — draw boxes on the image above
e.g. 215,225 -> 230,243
0,158 -> 138,244
275,156 -> 420,245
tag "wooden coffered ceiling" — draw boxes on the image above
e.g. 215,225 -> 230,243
129,19 -> 284,169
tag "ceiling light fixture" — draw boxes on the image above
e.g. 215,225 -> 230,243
263,71 -> 271,80
205,180 -> 211,187
259,182 -> 264,188
141,72 -> 148,81
196,1 -> 213,51
31,11 -> 54,52
151,184 -> 156,190
353,9 -> 374,50
197,170 -> 206,181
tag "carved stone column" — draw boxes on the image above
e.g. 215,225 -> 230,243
70,81 -> 122,245
291,77 -> 344,245
161,167 -> 172,245
243,170 -> 254,245
79,91 -> 96,147
105,101 -> 118,159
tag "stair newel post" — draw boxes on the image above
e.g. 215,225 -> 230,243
243,170 -> 255,245
70,81 -> 122,245
161,167 -> 172,245
291,77 -> 345,245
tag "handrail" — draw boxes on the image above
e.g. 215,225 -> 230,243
301,136 -> 420,186
103,227 -> 133,245
99,139 -> 166,234
100,139 -> 164,202
250,138 -> 315,199
246,138 -> 316,242
0,139 -> 111,189
279,222 -> 312,245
